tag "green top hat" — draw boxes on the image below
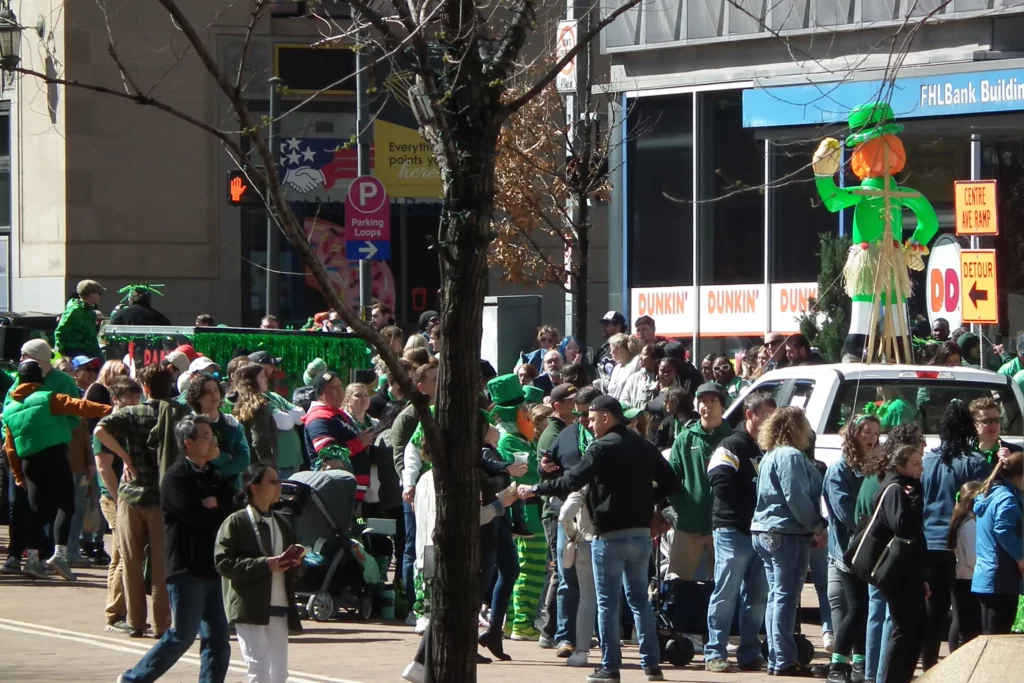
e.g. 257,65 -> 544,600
845,102 -> 904,147
523,385 -> 545,405
487,373 -> 525,408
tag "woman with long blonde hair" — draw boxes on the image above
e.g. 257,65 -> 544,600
232,362 -> 277,467
750,407 -> 824,677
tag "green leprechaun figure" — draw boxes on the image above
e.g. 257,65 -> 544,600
812,102 -> 939,362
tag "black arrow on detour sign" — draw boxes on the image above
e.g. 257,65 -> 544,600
969,280 -> 989,307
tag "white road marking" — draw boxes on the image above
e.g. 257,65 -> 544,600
0,617 -> 366,683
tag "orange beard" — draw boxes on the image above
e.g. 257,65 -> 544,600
517,410 -> 535,442
850,135 -> 906,179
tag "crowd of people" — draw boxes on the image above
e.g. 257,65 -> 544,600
3,280 -> 1023,683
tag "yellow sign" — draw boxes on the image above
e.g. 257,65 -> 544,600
960,249 -> 999,324
373,120 -> 442,199
954,180 -> 998,236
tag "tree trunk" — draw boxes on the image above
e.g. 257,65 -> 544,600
575,213 -> 591,349
427,128 -> 499,683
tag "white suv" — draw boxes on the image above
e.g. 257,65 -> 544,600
723,363 -> 1024,469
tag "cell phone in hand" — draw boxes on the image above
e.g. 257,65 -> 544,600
280,544 -> 306,564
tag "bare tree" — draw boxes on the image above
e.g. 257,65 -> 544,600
12,0 -> 643,679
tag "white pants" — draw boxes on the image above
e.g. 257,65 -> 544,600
235,616 -> 289,683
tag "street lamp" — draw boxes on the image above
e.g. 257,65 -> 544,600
0,2 -> 21,74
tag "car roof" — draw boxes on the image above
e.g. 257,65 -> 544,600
755,362 -> 1010,384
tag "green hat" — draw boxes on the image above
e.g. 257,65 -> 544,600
523,385 -> 545,405
621,402 -> 643,421
845,102 -> 904,147
487,373 -> 525,408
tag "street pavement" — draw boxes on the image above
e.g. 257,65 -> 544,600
0,529 -> 845,683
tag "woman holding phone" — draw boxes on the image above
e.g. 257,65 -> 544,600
215,464 -> 305,683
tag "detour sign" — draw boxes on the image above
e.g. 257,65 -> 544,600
954,180 -> 998,236
960,249 -> 999,325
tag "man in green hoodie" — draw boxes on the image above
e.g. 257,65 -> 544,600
55,280 -> 104,359
668,381 -> 733,581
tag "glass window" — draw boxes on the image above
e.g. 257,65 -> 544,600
824,377 -> 1022,435
627,94 -> 693,288
787,380 -> 815,410
982,137 -> 1024,339
0,113 -> 8,231
770,138 -> 834,284
725,379 -> 785,426
698,91 -> 763,286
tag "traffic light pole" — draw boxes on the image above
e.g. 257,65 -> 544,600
266,76 -> 282,318
356,40 -> 372,322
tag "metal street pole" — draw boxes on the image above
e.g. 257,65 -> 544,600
971,132 -> 982,366
266,76 -> 282,318
356,39 -> 372,322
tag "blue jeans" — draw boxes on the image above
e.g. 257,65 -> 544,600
121,575 -> 230,683
68,474 -> 94,559
809,544 -> 832,634
865,584 -> 891,681
555,524 -> 579,645
592,534 -> 660,672
403,502 -> 416,598
486,520 -> 521,632
705,528 -> 768,665
753,533 -> 811,672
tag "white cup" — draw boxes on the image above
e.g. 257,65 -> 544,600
513,451 -> 530,466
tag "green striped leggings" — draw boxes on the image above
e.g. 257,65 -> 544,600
511,535 -> 547,633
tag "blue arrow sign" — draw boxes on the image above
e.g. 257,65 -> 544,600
346,239 -> 390,261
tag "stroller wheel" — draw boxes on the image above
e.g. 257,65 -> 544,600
307,592 -> 336,622
663,637 -> 694,667
359,593 -> 373,621
795,634 -> 815,667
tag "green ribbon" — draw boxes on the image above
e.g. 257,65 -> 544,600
117,283 -> 165,303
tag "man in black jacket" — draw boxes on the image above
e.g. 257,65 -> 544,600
118,415 -> 235,683
703,390 -> 776,673
519,395 -> 679,683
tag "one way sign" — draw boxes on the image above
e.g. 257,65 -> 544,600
960,249 -> 998,325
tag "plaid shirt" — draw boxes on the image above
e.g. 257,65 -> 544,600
97,399 -> 161,508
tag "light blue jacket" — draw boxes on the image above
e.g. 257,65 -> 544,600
972,480 -> 1024,595
824,458 -> 864,565
751,446 -> 825,536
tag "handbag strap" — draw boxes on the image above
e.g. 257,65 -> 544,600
865,483 -> 901,536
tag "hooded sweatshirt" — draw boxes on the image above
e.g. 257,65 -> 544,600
54,297 -> 101,357
707,422 -> 762,533
302,401 -> 370,499
972,479 -> 1024,595
668,419 -> 733,535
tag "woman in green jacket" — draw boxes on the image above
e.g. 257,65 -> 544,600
214,464 -> 304,683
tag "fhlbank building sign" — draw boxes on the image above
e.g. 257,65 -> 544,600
743,66 -> 1024,128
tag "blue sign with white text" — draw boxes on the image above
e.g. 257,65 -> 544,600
743,66 -> 1024,128
346,240 -> 390,261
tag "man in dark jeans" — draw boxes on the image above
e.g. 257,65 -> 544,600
520,395 -> 680,683
118,415 -> 235,683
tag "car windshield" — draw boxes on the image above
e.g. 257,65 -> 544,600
824,378 -> 1023,436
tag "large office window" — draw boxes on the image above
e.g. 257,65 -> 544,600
698,91 -> 762,286
627,94 -> 693,288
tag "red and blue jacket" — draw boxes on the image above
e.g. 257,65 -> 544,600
302,402 -> 371,500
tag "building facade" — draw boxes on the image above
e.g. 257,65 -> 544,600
602,0 -> 1024,360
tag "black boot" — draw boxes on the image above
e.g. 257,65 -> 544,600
478,629 -> 511,661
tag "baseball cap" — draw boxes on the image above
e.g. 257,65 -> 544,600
621,402 -> 644,421
589,394 -> 626,421
189,357 -> 220,374
600,311 -> 627,327
76,280 -> 105,297
696,381 -> 727,402
163,350 -> 190,374
248,350 -> 283,366
550,384 -> 578,404
72,356 -> 102,371
313,371 -> 340,397
174,344 -> 200,362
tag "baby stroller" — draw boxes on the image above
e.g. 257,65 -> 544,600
277,470 -> 378,622
651,536 -> 703,667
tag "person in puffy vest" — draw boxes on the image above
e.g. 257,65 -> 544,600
3,360 -> 111,581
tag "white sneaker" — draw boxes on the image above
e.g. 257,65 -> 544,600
405,612 -> 417,627
46,555 -> 77,581
22,556 -> 48,580
402,661 -> 425,683
1,556 -> 21,574
566,651 -> 589,667
415,617 -> 429,634
823,631 -> 835,654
